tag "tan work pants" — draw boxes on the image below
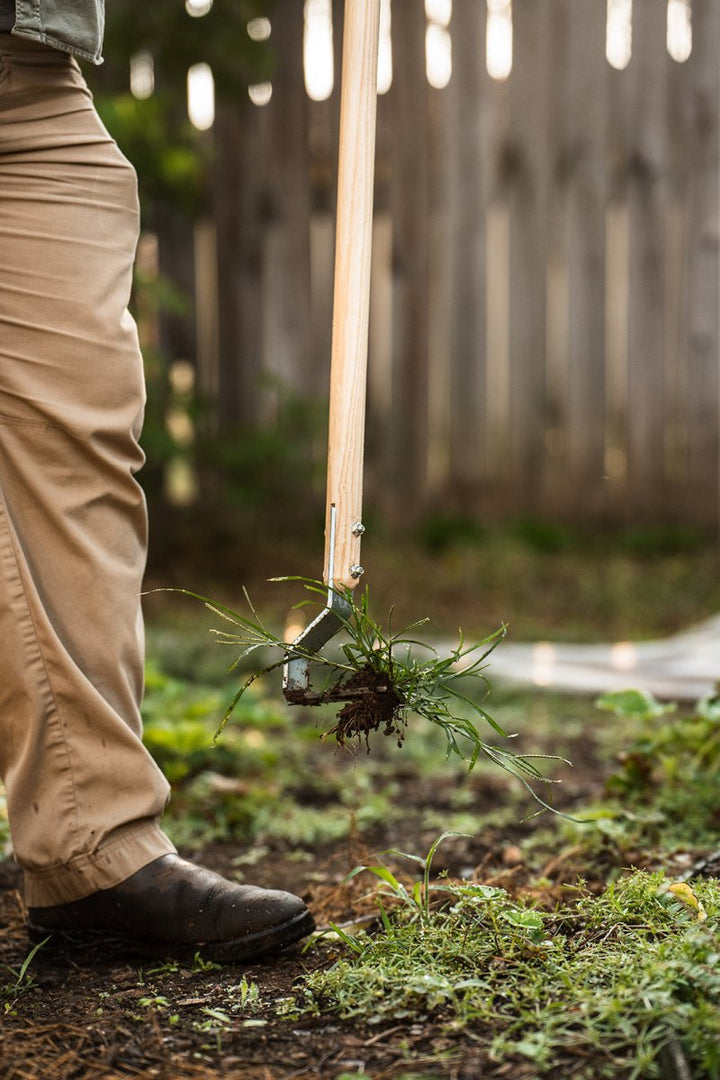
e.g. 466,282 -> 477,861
0,35 -> 175,906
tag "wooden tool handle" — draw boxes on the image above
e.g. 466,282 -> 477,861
323,0 -> 381,590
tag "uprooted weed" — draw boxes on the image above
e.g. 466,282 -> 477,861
174,580 -> 568,813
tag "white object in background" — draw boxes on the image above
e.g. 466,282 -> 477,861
474,616 -> 720,701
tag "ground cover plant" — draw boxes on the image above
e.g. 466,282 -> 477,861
299,854 -> 720,1078
560,686 -> 720,863
1,535 -> 720,1080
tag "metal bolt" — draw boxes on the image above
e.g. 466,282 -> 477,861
349,564 -> 365,579
351,522 -> 366,536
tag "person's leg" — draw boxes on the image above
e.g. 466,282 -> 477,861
0,35 -> 313,963
0,36 -> 314,960
0,34 -> 176,906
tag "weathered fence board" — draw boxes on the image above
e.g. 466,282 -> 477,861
563,0 -> 607,509
626,0 -> 670,514
685,0 -> 720,518
387,0 -> 430,508
505,0 -> 552,507
447,0 -> 492,495
151,0 -> 719,531
263,1 -> 312,407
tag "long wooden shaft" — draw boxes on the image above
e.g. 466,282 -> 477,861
323,0 -> 381,589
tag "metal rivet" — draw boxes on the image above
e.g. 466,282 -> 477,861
349,564 -> 365,579
351,522 -> 366,536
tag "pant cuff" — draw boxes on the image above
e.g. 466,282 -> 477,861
22,820 -> 177,907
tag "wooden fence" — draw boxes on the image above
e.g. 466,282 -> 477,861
155,0 -> 720,529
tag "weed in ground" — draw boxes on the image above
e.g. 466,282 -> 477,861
298,841 -> 720,1079
564,687 -> 720,859
2,937 -> 48,1013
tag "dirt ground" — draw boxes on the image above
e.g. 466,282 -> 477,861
0,732 -> 667,1080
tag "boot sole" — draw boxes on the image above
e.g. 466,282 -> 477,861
28,907 -> 316,964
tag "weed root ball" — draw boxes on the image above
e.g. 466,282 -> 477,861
327,665 -> 406,750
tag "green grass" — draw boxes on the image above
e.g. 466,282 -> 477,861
2,937 -> 49,1013
272,688 -> 720,1078
298,862 -> 720,1079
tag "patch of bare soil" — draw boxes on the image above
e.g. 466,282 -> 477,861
0,745 -> 654,1080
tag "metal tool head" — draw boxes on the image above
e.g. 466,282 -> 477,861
282,588 -> 353,705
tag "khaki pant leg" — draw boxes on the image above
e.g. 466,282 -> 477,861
0,36 -> 175,906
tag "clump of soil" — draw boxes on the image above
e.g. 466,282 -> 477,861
326,665 -> 406,750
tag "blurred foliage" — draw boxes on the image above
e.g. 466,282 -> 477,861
615,523 -> 708,558
95,93 -> 209,217
85,3 -> 330,541
193,386 -> 326,519
564,687 -> 720,855
416,513 -> 488,555
101,0 -> 276,97
140,655 -> 407,850
600,687 -> 720,820
126,262 -> 326,540
87,0 -> 277,220
504,516 -> 579,554
414,515 -> 712,561
142,659 -> 289,785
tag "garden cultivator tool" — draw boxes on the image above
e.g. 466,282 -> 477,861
283,0 -> 381,705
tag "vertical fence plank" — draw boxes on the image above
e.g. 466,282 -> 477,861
213,99 -> 267,426
505,0 -> 552,508
685,0 -> 720,526
543,0 -> 571,507
604,25 -> 633,509
664,38 -> 691,494
388,0 -> 430,511
366,15 -> 394,504
305,1 -> 345,400
625,0 -> 669,516
563,0 -> 608,512
262,0 -> 312,408
484,201 -> 511,486
193,218 -> 219,406
446,0 -> 492,498
366,9 -> 394,506
156,206 -> 197,368
427,82 -> 453,494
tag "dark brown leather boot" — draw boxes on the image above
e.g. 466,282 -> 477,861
27,854 -> 315,962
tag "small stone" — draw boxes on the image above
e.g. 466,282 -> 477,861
502,845 -> 524,867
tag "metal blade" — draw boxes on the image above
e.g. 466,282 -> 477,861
282,589 -> 353,704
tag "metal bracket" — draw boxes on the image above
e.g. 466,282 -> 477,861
282,587 -> 353,703
283,504 -> 353,704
